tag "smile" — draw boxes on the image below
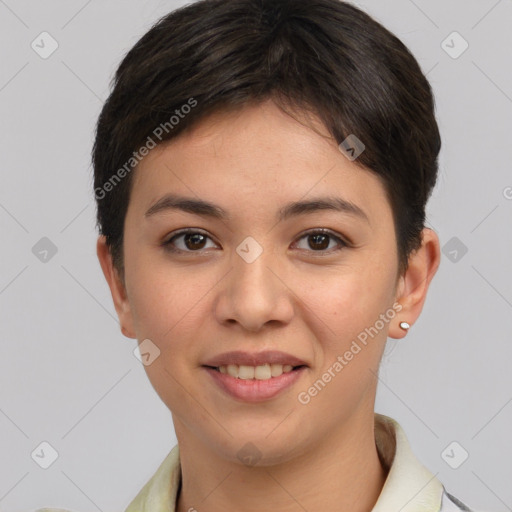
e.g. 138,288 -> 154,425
203,364 -> 307,402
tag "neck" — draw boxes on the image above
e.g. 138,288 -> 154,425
175,411 -> 388,512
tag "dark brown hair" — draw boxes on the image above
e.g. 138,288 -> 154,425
92,0 -> 441,283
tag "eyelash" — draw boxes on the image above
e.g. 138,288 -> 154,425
161,228 -> 349,255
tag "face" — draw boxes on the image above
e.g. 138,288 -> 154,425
101,100 -> 417,465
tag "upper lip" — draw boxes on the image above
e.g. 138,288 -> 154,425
203,350 -> 308,368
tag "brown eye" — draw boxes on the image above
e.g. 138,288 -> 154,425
163,229 -> 218,253
183,232 -> 207,250
294,229 -> 348,253
308,233 -> 330,250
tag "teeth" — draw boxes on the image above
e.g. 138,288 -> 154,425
254,364 -> 271,380
238,365 -> 255,380
216,363 -> 296,380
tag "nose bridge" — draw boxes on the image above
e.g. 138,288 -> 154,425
232,236 -> 278,303
235,240 -> 273,289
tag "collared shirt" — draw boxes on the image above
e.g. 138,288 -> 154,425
123,413 -> 475,512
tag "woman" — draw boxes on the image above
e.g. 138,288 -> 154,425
91,0 -> 477,510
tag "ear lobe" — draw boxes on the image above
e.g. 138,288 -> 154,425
389,228 -> 441,339
96,235 -> 137,339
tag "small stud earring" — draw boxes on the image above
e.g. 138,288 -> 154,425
399,321 -> 410,331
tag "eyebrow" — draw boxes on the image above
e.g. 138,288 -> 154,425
144,193 -> 370,224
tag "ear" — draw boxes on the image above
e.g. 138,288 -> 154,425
96,235 -> 136,339
389,228 -> 441,339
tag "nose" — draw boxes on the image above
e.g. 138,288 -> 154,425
213,243 -> 295,333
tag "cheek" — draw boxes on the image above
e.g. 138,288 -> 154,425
292,268 -> 393,415
126,260 -> 220,367
295,264 -> 394,342
126,266 -> 208,405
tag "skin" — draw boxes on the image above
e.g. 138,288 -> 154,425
97,99 -> 440,512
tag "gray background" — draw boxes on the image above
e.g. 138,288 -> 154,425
0,0 -> 511,511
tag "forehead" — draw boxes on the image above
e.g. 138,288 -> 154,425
130,100 -> 391,223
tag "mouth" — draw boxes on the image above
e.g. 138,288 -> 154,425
204,363 -> 307,380
202,363 -> 308,402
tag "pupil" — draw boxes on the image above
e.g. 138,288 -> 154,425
185,233 -> 206,250
310,234 -> 328,250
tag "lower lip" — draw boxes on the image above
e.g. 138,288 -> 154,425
203,366 -> 307,403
